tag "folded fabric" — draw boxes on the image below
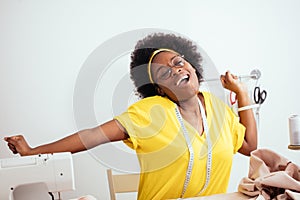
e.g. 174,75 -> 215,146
238,149 -> 300,200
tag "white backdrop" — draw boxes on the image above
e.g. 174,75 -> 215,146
1,0 -> 300,199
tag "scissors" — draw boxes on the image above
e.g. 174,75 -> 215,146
253,86 -> 267,129
229,91 -> 237,105
254,86 -> 267,104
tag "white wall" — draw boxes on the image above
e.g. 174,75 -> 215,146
1,0 -> 300,199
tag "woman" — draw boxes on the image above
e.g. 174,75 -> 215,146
4,33 -> 257,199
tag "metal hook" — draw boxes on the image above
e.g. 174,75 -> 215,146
203,69 -> 261,82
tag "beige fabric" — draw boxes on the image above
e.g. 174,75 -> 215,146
238,149 -> 300,200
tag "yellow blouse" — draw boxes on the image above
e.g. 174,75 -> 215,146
114,92 -> 245,200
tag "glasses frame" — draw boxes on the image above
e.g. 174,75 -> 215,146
154,55 -> 186,81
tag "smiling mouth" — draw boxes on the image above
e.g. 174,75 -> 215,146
176,74 -> 190,86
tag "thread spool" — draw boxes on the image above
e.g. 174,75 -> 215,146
288,114 -> 300,150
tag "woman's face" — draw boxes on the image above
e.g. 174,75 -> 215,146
150,51 -> 200,102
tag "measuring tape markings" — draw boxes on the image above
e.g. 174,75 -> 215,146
175,107 -> 194,197
176,98 -> 212,198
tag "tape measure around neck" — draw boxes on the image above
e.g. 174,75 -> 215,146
176,98 -> 212,198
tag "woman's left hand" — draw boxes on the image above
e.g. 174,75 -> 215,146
220,71 -> 247,95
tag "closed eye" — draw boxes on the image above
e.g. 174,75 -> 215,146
157,66 -> 172,80
174,60 -> 184,66
171,56 -> 185,67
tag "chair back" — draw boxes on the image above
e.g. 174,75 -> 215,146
106,169 -> 140,200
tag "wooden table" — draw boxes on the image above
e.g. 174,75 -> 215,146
169,192 -> 250,199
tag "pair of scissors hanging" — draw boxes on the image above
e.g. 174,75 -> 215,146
229,91 -> 237,105
229,86 -> 266,108
254,86 -> 267,105
253,86 -> 267,129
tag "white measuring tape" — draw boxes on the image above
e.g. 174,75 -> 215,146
175,98 -> 212,198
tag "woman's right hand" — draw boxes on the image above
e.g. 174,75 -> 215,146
4,135 -> 33,156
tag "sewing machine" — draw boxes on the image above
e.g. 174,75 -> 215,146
0,152 -> 75,200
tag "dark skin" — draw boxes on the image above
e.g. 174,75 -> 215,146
4,51 -> 257,156
149,51 -> 257,155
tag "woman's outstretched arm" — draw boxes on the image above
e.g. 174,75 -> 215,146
4,119 -> 128,156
